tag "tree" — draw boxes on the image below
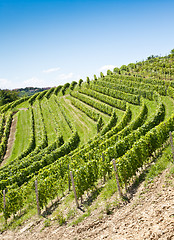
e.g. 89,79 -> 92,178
0,90 -> 18,106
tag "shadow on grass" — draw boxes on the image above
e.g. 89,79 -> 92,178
42,198 -> 61,218
83,186 -> 103,207
126,151 -> 165,201
128,169 -> 149,199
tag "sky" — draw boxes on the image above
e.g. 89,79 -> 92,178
0,0 -> 174,89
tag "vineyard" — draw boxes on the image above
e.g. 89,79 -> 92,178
0,51 -> 174,232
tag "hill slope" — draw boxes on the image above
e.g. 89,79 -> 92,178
0,50 -> 174,238
1,166 -> 174,240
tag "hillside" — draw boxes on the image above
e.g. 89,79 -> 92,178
0,50 -> 174,239
15,87 -> 51,98
1,166 -> 174,240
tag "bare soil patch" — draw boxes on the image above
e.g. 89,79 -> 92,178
1,168 -> 174,240
18,108 -> 29,111
0,114 -> 18,167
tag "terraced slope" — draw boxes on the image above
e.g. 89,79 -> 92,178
0,52 -> 174,230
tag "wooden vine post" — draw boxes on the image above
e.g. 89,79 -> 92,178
169,131 -> 174,163
35,180 -> 41,216
102,153 -> 106,183
68,164 -> 71,191
3,190 -> 6,210
70,171 -> 79,208
3,189 -> 7,224
112,159 -> 122,199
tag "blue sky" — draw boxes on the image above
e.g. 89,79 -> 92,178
0,0 -> 174,89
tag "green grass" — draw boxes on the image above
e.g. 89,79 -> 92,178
63,191 -> 75,205
59,96 -> 98,145
69,178 -> 118,225
48,95 -> 72,142
68,93 -> 111,123
143,98 -> 158,121
145,145 -> 173,185
114,109 -> 124,123
71,208 -> 91,226
33,101 -> 45,146
162,96 -> 174,120
129,103 -> 141,122
40,99 -> 57,144
0,196 -> 38,232
51,191 -> 76,223
16,101 -> 30,109
54,212 -> 66,226
124,98 -> 158,127
169,164 -> 174,176
99,178 -> 117,200
6,109 -> 31,164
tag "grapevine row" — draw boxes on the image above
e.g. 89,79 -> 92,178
100,110 -> 117,136
0,114 -> 6,142
44,87 -> 55,99
68,96 -> 165,198
69,104 -> 131,158
79,87 -> 126,110
53,85 -> 62,95
1,96 -> 30,113
113,74 -> 166,86
71,100 -> 148,168
0,106 -> 132,217
0,100 -> 63,180
94,78 -> 153,100
104,95 -> 165,160
104,76 -> 167,95
0,112 -> 13,162
117,113 -> 174,184
70,96 -> 100,121
70,91 -> 113,115
89,82 -> 140,105
0,100 -> 147,218
67,104 -> 131,158
10,107 -> 35,162
0,101 -> 79,189
36,90 -> 48,101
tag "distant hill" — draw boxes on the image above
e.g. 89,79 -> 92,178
0,87 -> 51,107
14,87 -> 51,97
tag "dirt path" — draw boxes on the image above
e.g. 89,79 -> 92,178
1,168 -> 174,240
18,108 -> 28,111
0,114 -> 18,167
